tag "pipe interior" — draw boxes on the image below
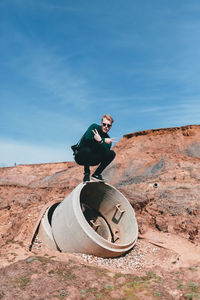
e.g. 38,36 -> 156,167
80,182 -> 137,244
47,202 -> 61,226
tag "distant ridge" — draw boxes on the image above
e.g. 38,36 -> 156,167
123,124 -> 200,139
0,163 -> 13,168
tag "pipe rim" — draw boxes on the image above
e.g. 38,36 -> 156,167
72,182 -> 138,252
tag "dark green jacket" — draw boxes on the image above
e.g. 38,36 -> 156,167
79,123 -> 111,154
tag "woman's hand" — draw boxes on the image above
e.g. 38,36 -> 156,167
92,129 -> 117,144
104,138 -> 117,144
92,129 -> 102,142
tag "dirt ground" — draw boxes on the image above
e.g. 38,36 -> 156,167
1,125 -> 200,299
0,183 -> 199,300
0,232 -> 200,300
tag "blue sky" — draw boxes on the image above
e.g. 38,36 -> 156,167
1,0 -> 200,166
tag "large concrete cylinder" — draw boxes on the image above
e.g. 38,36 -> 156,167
38,203 -> 60,251
52,182 -> 138,258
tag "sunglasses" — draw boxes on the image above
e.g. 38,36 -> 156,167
102,122 -> 111,128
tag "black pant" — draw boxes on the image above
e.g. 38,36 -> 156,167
75,146 -> 116,174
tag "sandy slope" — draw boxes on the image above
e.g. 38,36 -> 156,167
0,124 -> 200,299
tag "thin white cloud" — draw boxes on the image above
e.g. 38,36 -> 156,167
152,99 -> 200,127
0,138 -> 73,166
9,47 -> 90,108
1,22 -> 94,110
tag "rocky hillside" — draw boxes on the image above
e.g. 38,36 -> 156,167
105,124 -> 200,243
1,124 -> 200,254
0,124 -> 200,299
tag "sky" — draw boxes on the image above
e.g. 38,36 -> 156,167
1,0 -> 200,166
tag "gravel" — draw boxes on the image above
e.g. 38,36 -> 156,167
75,239 -> 159,272
32,236 -> 159,272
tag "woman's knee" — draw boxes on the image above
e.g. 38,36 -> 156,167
111,150 -> 116,159
104,150 -> 116,162
75,147 -> 92,165
110,150 -> 116,161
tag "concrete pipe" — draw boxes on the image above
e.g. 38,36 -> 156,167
38,203 -> 60,251
52,182 -> 138,258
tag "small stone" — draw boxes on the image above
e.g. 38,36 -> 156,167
116,277 -> 126,285
59,290 -> 69,297
26,257 -> 37,263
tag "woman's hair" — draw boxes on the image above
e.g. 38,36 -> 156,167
101,114 -> 114,124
